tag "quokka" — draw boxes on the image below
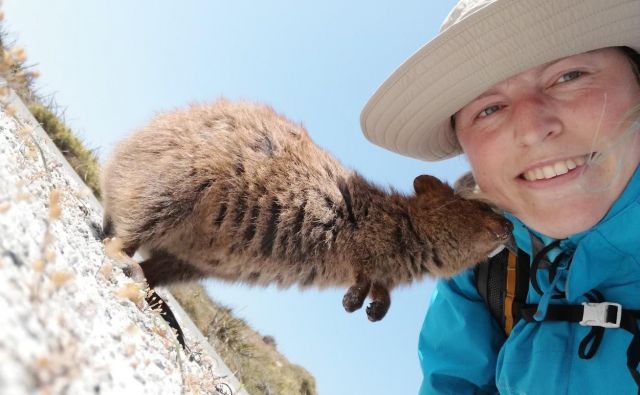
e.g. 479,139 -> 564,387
101,99 -> 511,321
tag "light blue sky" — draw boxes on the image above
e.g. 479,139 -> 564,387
4,1 -> 470,394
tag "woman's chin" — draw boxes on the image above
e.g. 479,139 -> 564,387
517,205 -> 607,239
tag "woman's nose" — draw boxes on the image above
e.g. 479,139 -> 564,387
512,94 -> 563,147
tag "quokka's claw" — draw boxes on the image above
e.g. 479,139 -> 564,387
366,282 -> 391,322
121,259 -> 147,284
366,300 -> 390,322
343,274 -> 371,313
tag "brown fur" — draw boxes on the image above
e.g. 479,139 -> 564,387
101,99 -> 511,321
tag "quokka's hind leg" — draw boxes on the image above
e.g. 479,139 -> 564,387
102,212 -> 139,257
366,282 -> 390,322
139,250 -> 207,288
110,238 -> 144,281
101,220 -> 145,281
342,272 -> 371,313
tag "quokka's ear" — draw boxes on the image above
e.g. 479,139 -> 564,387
413,174 -> 452,196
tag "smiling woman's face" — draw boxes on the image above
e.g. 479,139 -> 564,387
455,48 -> 640,238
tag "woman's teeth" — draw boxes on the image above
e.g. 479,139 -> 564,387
522,155 -> 587,181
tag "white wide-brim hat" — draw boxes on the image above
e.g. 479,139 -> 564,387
360,0 -> 640,161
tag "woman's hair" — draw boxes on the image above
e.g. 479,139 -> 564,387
582,101 -> 640,192
621,46 -> 640,85
454,46 -> 640,206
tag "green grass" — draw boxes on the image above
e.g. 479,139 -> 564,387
28,103 -> 101,198
171,284 -> 317,395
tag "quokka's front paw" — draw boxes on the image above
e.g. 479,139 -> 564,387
366,300 -> 390,322
366,282 -> 390,322
342,275 -> 391,322
342,280 -> 371,312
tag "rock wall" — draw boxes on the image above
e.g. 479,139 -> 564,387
0,84 -> 247,395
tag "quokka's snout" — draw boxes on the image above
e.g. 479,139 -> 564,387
101,99 -> 513,322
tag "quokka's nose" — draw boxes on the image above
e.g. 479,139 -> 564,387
486,217 -> 513,241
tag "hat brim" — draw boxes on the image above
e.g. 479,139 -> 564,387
360,0 -> 640,161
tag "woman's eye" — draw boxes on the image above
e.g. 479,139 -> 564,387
478,105 -> 501,118
557,70 -> 583,83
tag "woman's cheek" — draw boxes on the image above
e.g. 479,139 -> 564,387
476,163 -> 518,210
460,127 -> 514,203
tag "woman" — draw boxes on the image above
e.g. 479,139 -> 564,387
360,0 -> 640,393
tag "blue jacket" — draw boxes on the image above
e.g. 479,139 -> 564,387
418,166 -> 640,394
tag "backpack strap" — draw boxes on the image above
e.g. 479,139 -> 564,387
518,301 -> 640,393
475,247 -> 530,336
475,241 -> 640,395
476,237 -> 640,392
475,248 -> 506,331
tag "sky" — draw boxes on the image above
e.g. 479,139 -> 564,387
3,1 -> 470,394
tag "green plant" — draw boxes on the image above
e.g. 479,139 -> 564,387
170,284 -> 318,395
28,103 -> 101,198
